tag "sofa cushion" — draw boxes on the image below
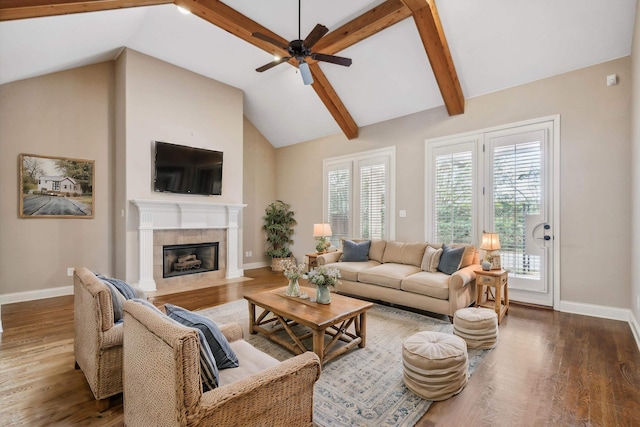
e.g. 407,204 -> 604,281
382,242 -> 427,267
451,244 -> 477,268
358,263 -> 421,290
342,239 -> 371,262
165,304 -> 239,370
438,244 -> 465,275
369,240 -> 387,263
401,272 -> 451,300
105,282 -> 126,323
403,243 -> 428,267
420,246 -> 443,273
326,260 -> 380,282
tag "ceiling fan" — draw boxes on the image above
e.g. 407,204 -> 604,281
252,0 -> 352,85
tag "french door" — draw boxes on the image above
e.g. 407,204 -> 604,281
427,117 -> 559,307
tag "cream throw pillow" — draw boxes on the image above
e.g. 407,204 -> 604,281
421,246 -> 443,273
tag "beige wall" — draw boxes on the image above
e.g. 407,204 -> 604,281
631,1 -> 640,322
0,63 -> 115,294
242,117 -> 277,266
277,57 -> 632,309
117,49 -> 244,283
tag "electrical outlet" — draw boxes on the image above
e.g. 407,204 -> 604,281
67,267 -> 75,277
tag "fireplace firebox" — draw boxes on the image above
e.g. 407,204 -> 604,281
163,242 -> 219,278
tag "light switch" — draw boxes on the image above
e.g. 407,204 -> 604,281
399,210 -> 407,218
606,74 -> 618,87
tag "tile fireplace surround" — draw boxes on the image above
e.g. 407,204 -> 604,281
131,199 -> 245,292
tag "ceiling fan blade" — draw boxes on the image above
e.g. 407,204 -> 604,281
312,53 -> 352,67
251,32 -> 289,51
256,57 -> 291,73
303,24 -> 329,50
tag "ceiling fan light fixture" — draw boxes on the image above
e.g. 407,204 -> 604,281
299,61 -> 313,85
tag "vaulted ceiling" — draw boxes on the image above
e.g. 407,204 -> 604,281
0,0 -> 637,147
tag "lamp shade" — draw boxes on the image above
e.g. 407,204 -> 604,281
313,223 -> 332,237
480,232 -> 501,251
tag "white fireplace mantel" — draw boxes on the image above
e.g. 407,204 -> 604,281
131,199 -> 246,291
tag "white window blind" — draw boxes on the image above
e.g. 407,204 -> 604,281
433,149 -> 474,244
327,164 -> 351,246
492,140 -> 541,276
359,161 -> 387,240
324,148 -> 395,245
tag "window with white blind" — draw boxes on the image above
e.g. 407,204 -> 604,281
324,147 -> 395,246
426,139 -> 478,244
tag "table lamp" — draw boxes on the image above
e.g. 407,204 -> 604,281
480,232 -> 501,270
313,223 -> 332,253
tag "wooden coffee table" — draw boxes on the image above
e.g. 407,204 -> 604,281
245,286 -> 373,365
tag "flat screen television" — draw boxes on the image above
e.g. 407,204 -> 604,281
153,141 -> 223,196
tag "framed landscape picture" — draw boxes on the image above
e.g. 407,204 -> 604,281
19,153 -> 94,219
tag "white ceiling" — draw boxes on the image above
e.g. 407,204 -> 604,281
0,0 -> 637,147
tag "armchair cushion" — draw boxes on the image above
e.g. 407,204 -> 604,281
165,304 -> 239,370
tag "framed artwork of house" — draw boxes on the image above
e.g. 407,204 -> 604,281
19,153 -> 95,219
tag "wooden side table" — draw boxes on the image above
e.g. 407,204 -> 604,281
306,253 -> 319,272
474,269 -> 509,324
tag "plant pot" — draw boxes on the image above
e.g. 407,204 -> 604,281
271,256 -> 294,272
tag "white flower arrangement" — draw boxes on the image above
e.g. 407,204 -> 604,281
281,259 -> 306,280
305,265 -> 341,288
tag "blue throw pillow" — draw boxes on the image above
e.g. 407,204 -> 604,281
96,274 -> 138,300
105,282 -> 125,323
165,304 -> 239,370
342,240 -> 371,262
437,244 -> 465,275
131,299 -> 219,391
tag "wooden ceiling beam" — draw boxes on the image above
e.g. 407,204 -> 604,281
177,0 -> 289,58
1,0 -> 466,139
0,0 -> 172,21
313,0 -> 412,54
309,62 -> 358,140
401,0 -> 464,115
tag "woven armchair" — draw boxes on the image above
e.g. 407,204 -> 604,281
73,267 -> 124,411
123,300 -> 322,427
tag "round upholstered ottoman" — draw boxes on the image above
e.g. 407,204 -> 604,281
453,307 -> 499,349
402,331 -> 469,401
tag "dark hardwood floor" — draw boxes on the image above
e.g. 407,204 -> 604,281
1,268 -> 638,426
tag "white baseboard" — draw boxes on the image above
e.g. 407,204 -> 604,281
630,311 -> 640,353
559,300 -> 630,321
560,300 -> 640,352
0,285 -> 73,306
243,261 -> 270,270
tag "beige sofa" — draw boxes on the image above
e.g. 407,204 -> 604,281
122,299 -> 321,426
317,240 -> 479,320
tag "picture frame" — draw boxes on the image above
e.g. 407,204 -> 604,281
19,153 -> 94,219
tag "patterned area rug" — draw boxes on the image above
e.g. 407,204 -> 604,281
197,299 -> 491,427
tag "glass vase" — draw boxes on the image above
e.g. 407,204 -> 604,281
316,285 -> 331,304
285,278 -> 301,297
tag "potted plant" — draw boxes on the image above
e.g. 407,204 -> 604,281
263,200 -> 297,271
